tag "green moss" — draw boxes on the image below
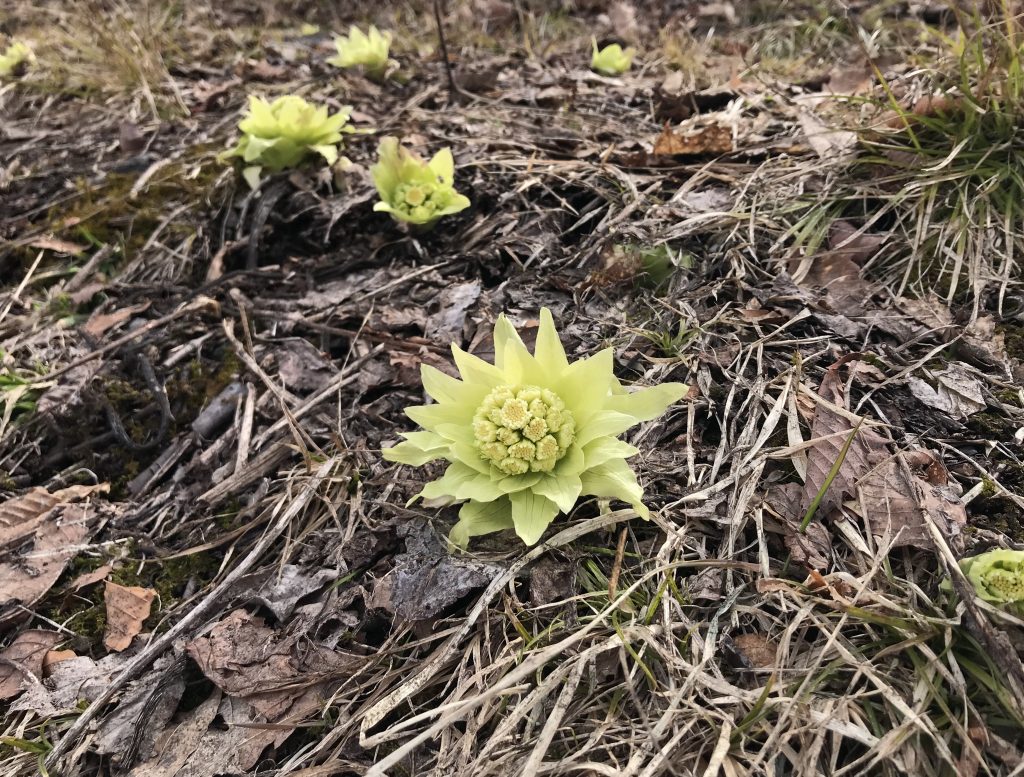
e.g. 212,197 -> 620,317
999,324 -> 1024,360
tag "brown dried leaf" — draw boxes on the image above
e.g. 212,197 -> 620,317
784,517 -> 831,571
42,649 -> 77,673
27,235 -> 88,254
0,501 -> 106,622
798,110 -> 857,159
855,450 -> 967,549
802,361 -> 889,519
0,483 -> 106,548
82,302 -> 150,338
70,563 -> 112,591
732,633 -> 777,669
0,629 -> 61,700
127,688 -> 222,777
653,122 -> 733,155
103,581 -> 156,652
185,609 -> 359,700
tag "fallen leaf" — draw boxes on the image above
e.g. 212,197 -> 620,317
42,649 -> 77,673
530,557 -> 574,606
824,65 -> 873,96
732,633 -> 777,669
70,563 -> 112,591
103,581 -> 156,652
0,484 -> 103,548
798,110 -> 857,160
653,122 -> 733,155
28,236 -> 88,255
425,280 -> 481,343
9,647 -> 136,716
186,609 -> 359,701
802,360 -> 890,520
0,629 -> 61,700
82,302 -> 151,338
126,688 -> 221,777
608,1 -> 639,42
233,564 -> 339,621
236,58 -> 288,81
854,449 -> 967,549
0,492 -> 110,623
276,339 -> 335,393
907,363 -> 985,421
94,653 -> 185,768
191,77 -> 241,111
369,522 -> 506,621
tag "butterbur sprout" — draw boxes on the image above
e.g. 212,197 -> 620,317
591,38 -> 634,76
328,25 -> 393,79
223,95 -> 354,189
370,136 -> 471,227
0,41 -> 33,78
383,309 -> 687,547
958,549 -> 1024,614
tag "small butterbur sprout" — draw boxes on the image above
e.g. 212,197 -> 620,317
383,308 -> 688,547
0,41 -> 33,78
955,549 -> 1024,614
223,94 -> 354,188
371,136 -> 470,227
591,38 -> 634,76
328,25 -> 393,79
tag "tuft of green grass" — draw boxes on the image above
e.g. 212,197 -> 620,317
785,8 -> 1024,310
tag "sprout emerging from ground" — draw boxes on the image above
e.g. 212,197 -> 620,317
223,95 -> 354,188
958,549 -> 1024,614
328,25 -> 393,79
383,308 -> 687,547
0,41 -> 33,78
591,38 -> 634,76
370,136 -> 470,227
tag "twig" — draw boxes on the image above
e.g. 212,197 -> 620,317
434,0 -> 457,102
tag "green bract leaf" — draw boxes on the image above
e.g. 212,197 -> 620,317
956,549 -> 1024,613
221,95 -> 354,188
591,38 -> 634,76
382,308 -> 688,547
0,41 -> 33,78
370,136 -> 471,227
327,25 -> 393,78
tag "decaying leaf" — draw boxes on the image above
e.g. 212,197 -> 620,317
854,449 -> 967,549
802,361 -> 889,520
0,485 -> 111,623
907,363 -> 986,421
103,581 -> 157,652
798,110 -> 857,159
232,563 -> 340,621
0,483 -> 106,548
0,629 -> 61,700
126,688 -> 222,777
186,609 -> 359,702
369,522 -> 507,621
82,301 -> 151,338
653,122 -> 733,155
9,647 -> 134,716
732,632 -> 778,669
530,556 -> 575,606
276,339 -> 335,393
425,280 -> 481,343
